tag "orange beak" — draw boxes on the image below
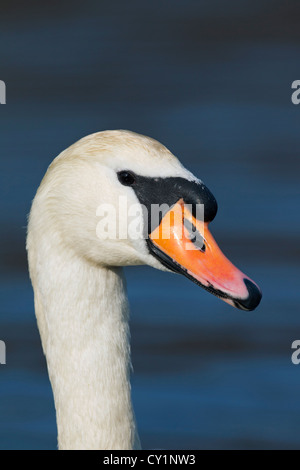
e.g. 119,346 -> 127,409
148,200 -> 262,311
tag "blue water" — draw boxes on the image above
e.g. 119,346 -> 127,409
1,0 -> 300,449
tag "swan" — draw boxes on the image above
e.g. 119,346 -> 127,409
26,130 -> 262,450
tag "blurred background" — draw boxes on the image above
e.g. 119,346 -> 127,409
0,0 -> 300,450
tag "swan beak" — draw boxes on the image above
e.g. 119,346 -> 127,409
148,200 -> 262,311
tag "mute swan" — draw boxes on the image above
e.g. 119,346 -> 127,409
27,130 -> 261,450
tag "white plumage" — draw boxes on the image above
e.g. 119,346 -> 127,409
27,130 -> 197,450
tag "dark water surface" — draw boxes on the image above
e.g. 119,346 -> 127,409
0,0 -> 300,449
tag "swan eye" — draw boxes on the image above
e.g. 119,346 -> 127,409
117,171 -> 136,186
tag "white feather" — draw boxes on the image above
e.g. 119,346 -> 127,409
27,130 -> 198,450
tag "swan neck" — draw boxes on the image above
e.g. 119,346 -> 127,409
31,245 -> 139,449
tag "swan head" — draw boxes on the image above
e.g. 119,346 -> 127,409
35,130 -> 262,311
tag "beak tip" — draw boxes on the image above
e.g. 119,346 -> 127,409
234,278 -> 262,311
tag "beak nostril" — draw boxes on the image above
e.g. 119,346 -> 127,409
190,235 -> 206,252
184,219 -> 206,252
195,239 -> 206,252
